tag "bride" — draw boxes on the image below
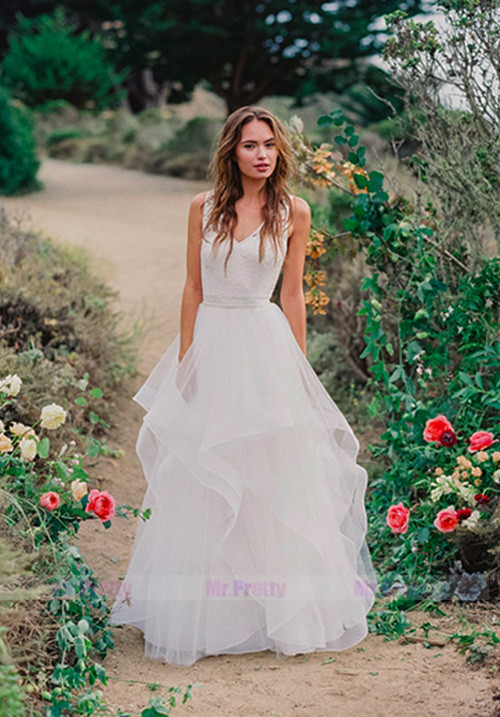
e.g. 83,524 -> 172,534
109,105 -> 378,667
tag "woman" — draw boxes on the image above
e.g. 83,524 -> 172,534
109,105 -> 378,667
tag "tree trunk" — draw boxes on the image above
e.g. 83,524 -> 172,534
126,67 -> 165,113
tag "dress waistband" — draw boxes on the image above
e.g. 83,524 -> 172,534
202,295 -> 270,308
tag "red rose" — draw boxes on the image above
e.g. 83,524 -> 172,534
423,415 -> 455,445
386,502 -> 410,534
474,493 -> 490,504
40,491 -> 61,511
85,489 -> 115,521
456,507 -> 472,522
468,431 -> 498,453
433,507 -> 458,532
438,429 -> 457,447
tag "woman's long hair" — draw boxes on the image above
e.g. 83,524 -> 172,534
205,106 -> 295,273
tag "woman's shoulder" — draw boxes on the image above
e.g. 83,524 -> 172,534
289,194 -> 310,216
190,189 -> 213,209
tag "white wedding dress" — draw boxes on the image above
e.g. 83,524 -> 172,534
108,190 -> 378,666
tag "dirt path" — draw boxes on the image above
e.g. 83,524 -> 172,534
2,159 -> 498,717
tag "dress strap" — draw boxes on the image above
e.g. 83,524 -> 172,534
202,190 -> 215,235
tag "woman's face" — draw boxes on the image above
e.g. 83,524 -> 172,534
234,119 -> 278,181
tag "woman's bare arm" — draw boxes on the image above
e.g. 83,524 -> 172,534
178,191 -> 206,362
279,196 -> 311,356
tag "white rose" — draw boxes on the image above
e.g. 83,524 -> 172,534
462,509 -> 481,529
40,403 -> 67,430
20,435 -> 37,461
0,374 -> 22,396
0,434 -> 13,453
493,469 -> 500,484
10,422 -> 31,437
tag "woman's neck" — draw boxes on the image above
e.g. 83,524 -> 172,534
239,176 -> 267,205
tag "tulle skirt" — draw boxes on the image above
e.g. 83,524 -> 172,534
108,296 -> 378,667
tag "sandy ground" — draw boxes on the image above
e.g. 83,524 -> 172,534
2,159 -> 499,717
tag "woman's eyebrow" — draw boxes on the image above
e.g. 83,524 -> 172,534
242,139 -> 275,143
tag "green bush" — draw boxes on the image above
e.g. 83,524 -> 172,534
0,207 -> 139,442
0,7 -> 127,110
46,127 -> 85,147
0,87 -> 40,196
147,116 -> 223,179
291,107 -> 500,603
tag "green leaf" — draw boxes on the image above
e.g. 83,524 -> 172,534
74,634 -> 87,659
77,373 -> 89,391
317,114 -> 333,127
38,437 -> 50,458
86,438 -> 101,456
367,171 -> 384,192
89,387 -> 103,398
334,135 -> 347,145
343,217 -> 359,232
74,396 -> 87,406
77,619 -> 89,634
417,526 -> 430,544
353,173 -> 368,189
89,411 -> 99,424
55,460 -> 69,480
348,134 -> 359,146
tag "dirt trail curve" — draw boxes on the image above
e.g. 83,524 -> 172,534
1,159 -> 497,717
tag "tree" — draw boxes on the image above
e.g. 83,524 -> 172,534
0,85 -> 40,194
64,0 -> 426,114
0,7 -> 127,110
383,0 -> 500,263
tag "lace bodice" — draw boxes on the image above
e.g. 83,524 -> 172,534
200,190 -> 290,304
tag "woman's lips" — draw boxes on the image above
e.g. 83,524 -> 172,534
255,165 -> 270,170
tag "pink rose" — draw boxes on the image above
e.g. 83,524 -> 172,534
85,489 -> 115,521
386,502 -> 410,534
433,507 -> 458,532
40,491 -> 61,511
423,415 -> 456,447
468,431 -> 498,453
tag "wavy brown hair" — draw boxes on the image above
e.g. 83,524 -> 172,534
205,105 -> 294,273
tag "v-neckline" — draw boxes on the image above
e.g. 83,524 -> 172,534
232,221 -> 264,245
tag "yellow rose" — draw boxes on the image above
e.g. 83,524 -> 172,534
40,403 -> 67,430
476,451 -> 489,462
492,452 -> 500,462
20,436 -> 37,461
0,434 -> 13,453
471,466 -> 482,477
435,467 -> 444,476
71,479 -> 88,501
